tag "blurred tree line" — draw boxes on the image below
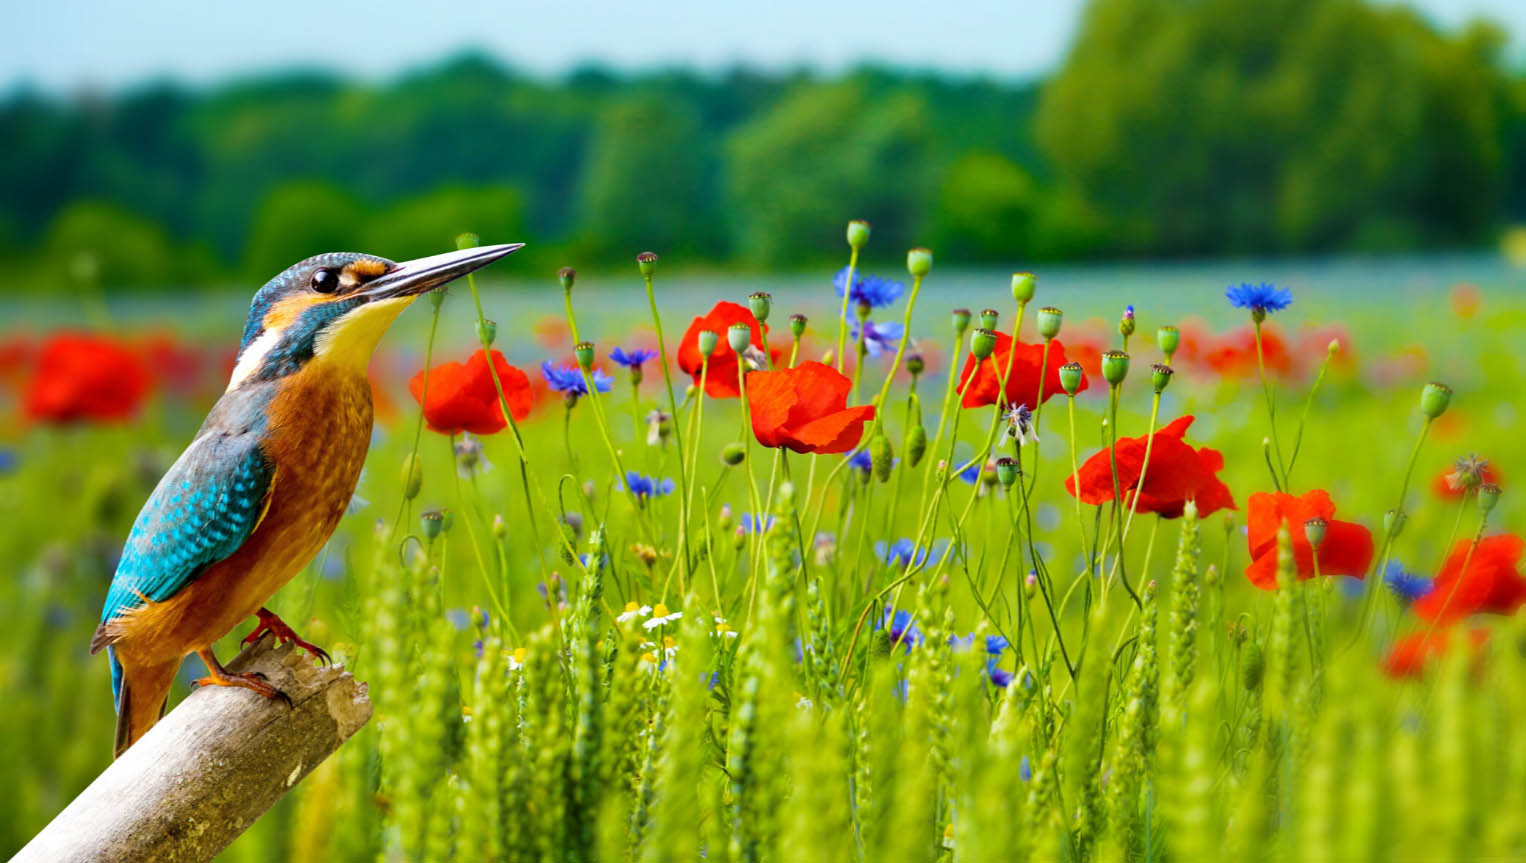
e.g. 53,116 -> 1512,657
0,0 -> 1521,291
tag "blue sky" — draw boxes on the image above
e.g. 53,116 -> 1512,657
2,0 -> 1521,92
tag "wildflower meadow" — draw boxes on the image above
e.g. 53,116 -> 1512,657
3,224 -> 1525,862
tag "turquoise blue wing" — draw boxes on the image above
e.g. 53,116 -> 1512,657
96,431 -> 274,637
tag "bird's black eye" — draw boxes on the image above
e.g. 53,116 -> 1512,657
311,268 -> 339,294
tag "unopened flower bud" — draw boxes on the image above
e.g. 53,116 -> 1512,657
475,318 -> 497,347
1024,571 -> 1038,597
1101,350 -> 1130,386
907,247 -> 933,277
789,313 -> 807,339
1151,363 -> 1173,394
870,433 -> 894,483
697,329 -> 719,357
1240,641 -> 1264,691
493,513 -> 507,539
721,442 -> 746,466
1385,509 -> 1407,539
575,341 -> 595,370
906,354 -> 925,377
847,219 -> 871,249
455,232 -> 479,251
952,308 -> 972,335
1037,306 -> 1063,341
1421,381 -> 1452,419
1157,325 -> 1179,360
1011,272 -> 1036,304
727,323 -> 752,354
906,425 -> 928,467
748,291 -> 772,323
1304,517 -> 1328,549
636,251 -> 658,276
1059,361 -> 1083,396
1118,304 -> 1135,338
995,456 -> 1019,487
401,453 -> 424,500
1479,483 -> 1501,515
971,328 -> 997,360
558,266 -> 576,292
717,504 -> 735,533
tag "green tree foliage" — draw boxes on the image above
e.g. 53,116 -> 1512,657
932,151 -> 1038,260
243,181 -> 365,277
364,186 -> 526,264
1037,0 -> 1513,255
40,201 -> 179,288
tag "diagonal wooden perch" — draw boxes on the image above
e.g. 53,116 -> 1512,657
14,633 -> 371,863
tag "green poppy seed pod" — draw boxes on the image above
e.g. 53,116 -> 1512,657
420,510 -> 445,541
971,328 -> 997,360
1385,509 -> 1407,539
1059,361 -> 1083,396
1037,306 -> 1063,341
907,247 -> 933,277
870,433 -> 894,482
575,341 -> 595,370
636,251 -> 659,276
721,442 -> 746,466
1479,482 -> 1501,515
789,313 -> 807,339
1421,381 -> 1452,419
1102,350 -> 1130,386
906,424 -> 928,467
475,318 -> 497,347
455,232 -> 480,251
847,219 -> 871,249
906,353 -> 925,377
979,308 -> 1000,331
400,453 -> 424,500
995,456 -> 1019,488
1151,363 -> 1174,394
1157,325 -> 1179,359
952,308 -> 972,335
492,513 -> 507,539
558,266 -> 576,292
748,291 -> 772,322
1240,641 -> 1264,691
727,322 -> 752,354
1011,272 -> 1036,304
697,329 -> 719,357
1304,517 -> 1328,549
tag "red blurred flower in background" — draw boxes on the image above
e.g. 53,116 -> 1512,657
1383,628 -> 1489,679
409,349 -> 534,436
1431,455 -> 1501,500
1413,534 -> 1526,625
957,332 -> 1084,409
1203,325 -> 1293,380
1244,489 -> 1373,589
745,361 -> 874,454
0,334 -> 32,391
677,301 -> 768,399
1064,415 -> 1235,518
23,332 -> 152,424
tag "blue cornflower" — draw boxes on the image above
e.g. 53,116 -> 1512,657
610,347 -> 658,369
878,606 -> 922,650
740,513 -> 775,533
624,471 -> 675,500
541,361 -> 613,397
0,449 -> 15,474
958,462 -> 982,484
850,319 -> 905,358
1384,562 -> 1433,604
986,660 -> 1014,688
1019,755 -> 1033,782
1226,282 -> 1292,316
846,450 -> 873,474
834,267 -> 905,309
445,608 -> 471,631
948,633 -> 1009,655
876,538 -> 946,567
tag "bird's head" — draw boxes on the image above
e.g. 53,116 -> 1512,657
227,244 -> 521,391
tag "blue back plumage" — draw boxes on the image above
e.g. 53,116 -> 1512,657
100,388 -> 276,705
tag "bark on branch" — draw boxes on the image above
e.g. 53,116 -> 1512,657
14,632 -> 372,863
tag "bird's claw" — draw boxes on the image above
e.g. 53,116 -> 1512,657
194,669 -> 292,709
245,608 -> 332,666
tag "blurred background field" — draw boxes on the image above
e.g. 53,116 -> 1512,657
4,0 -> 1526,860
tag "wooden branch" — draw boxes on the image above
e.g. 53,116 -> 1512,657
15,633 -> 372,863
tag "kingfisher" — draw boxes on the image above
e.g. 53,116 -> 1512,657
90,243 -> 521,757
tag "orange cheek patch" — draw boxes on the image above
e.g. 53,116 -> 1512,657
345,259 -> 390,279
262,293 -> 347,331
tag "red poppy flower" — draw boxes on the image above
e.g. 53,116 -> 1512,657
408,349 -> 534,436
1244,489 -> 1373,589
1413,534 -> 1526,624
1204,326 -> 1293,380
0,334 -> 32,390
677,301 -> 769,399
1063,415 -> 1235,518
1431,460 -> 1501,500
1383,628 -> 1489,679
744,361 -> 875,454
23,332 -> 152,424
957,332 -> 1086,409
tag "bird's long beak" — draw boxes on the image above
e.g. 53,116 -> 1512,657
362,243 -> 524,301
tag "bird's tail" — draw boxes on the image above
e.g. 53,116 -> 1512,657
113,656 -> 177,759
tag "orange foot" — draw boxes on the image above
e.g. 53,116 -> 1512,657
244,607 -> 331,666
195,648 -> 293,708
